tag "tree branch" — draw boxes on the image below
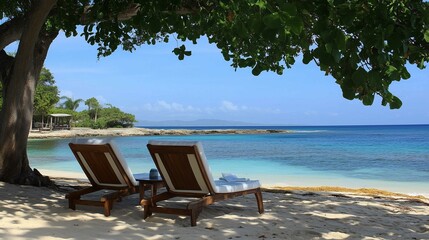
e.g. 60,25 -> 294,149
0,17 -> 25,50
33,30 -> 59,81
80,3 -> 141,24
0,50 -> 14,89
80,2 -> 208,24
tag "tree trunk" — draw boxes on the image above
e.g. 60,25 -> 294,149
0,1 -> 57,185
41,113 -> 45,129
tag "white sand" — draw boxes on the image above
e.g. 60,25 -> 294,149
37,169 -> 87,180
1,180 -> 428,239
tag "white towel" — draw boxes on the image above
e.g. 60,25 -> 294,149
220,173 -> 249,182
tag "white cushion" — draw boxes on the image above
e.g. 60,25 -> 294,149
214,180 -> 261,193
71,138 -> 138,186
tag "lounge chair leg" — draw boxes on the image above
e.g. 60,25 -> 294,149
143,205 -> 152,219
68,199 -> 76,210
104,200 -> 112,217
141,199 -> 152,219
188,201 -> 203,227
190,213 -> 197,227
190,206 -> 202,227
255,189 -> 264,214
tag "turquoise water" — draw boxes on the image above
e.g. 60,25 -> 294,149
27,125 -> 429,196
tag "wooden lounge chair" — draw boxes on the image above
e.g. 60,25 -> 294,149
143,140 -> 264,226
66,138 -> 140,216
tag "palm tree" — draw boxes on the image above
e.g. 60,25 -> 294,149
60,96 -> 83,111
85,97 -> 101,122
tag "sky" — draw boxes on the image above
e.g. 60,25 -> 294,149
21,32 -> 429,126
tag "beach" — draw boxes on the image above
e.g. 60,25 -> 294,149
1,127 -> 427,239
1,172 -> 429,240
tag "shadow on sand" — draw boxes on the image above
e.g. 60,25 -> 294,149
0,181 -> 428,239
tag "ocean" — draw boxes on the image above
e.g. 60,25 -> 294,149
27,124 -> 429,196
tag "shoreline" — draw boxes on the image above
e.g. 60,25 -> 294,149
28,127 -> 290,139
39,169 -> 429,201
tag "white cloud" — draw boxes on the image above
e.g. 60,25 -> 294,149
220,101 -> 240,111
219,101 -> 261,112
140,100 -> 282,116
143,101 -> 201,112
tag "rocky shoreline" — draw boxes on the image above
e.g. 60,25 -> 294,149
28,127 -> 291,139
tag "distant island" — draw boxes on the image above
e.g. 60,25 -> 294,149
137,119 -> 266,127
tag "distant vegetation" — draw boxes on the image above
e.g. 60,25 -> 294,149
16,67 -> 135,129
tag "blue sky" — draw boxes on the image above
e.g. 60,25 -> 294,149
34,32 -> 429,125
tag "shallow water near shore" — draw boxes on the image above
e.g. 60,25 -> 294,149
28,124 -> 429,196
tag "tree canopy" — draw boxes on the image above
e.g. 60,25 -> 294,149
65,97 -> 136,129
33,67 -> 59,119
48,1 -> 429,108
2,1 -> 429,108
1,0 -> 429,184
84,97 -> 100,122
59,96 -> 83,111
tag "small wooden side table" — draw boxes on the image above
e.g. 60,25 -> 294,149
134,173 -> 164,202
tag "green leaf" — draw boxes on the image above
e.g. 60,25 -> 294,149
362,94 -> 375,106
341,86 -> 355,100
352,68 -> 366,86
386,25 -> 395,37
283,3 -> 298,17
325,43 -> 333,53
172,48 -> 180,55
335,31 -> 347,51
400,67 -> 411,79
236,22 -> 249,38
262,28 -> 277,40
285,56 -> 295,66
367,70 -> 382,90
424,29 -> 429,42
318,50 -> 334,66
331,48 -> 341,63
418,59 -> 426,69
387,67 -> 401,81
238,59 -> 248,68
389,96 -> 402,109
254,0 -> 267,9
263,13 -> 282,29
251,17 -> 264,32
252,63 -> 263,76
289,16 -> 303,35
302,50 -> 312,64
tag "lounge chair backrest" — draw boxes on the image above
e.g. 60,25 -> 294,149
147,140 -> 217,195
69,138 -> 138,188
